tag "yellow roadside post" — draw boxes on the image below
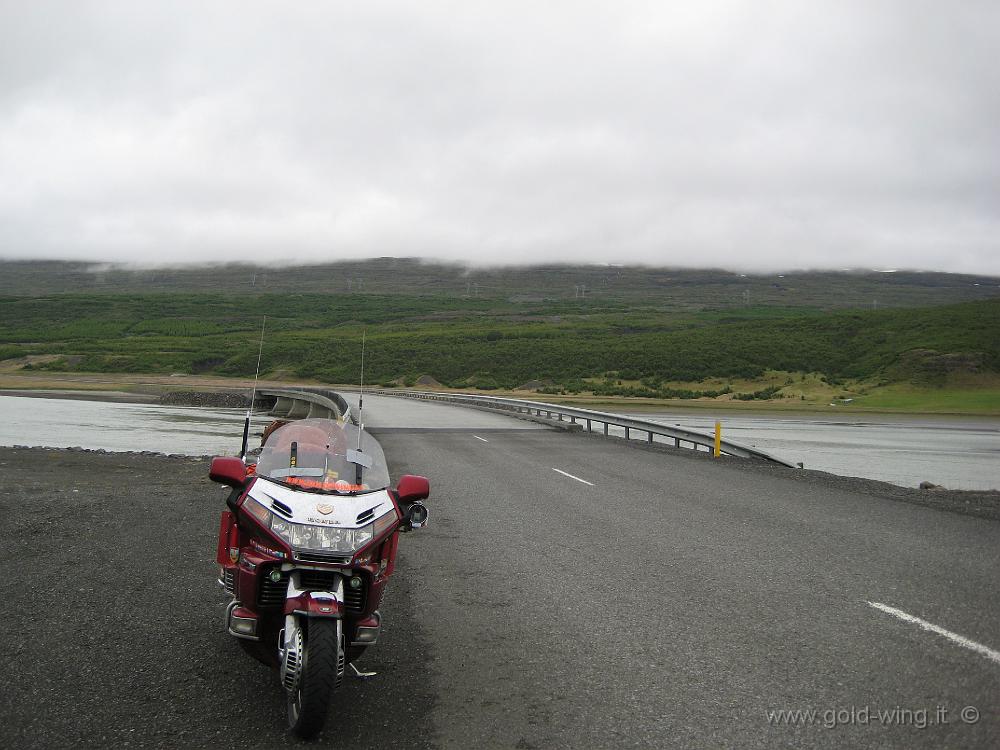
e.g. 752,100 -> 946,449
714,421 -> 722,457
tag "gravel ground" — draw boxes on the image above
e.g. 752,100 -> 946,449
157,391 -> 252,408
0,447 -> 435,749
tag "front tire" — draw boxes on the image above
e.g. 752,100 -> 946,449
287,619 -> 344,739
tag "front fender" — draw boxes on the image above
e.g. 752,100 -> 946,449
284,592 -> 343,617
284,570 -> 344,617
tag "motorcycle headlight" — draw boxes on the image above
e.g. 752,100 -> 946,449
272,521 -> 374,552
244,497 -> 397,553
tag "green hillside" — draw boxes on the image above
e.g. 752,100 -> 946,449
1,291 -> 996,406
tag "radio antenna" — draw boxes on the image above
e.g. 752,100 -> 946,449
240,315 -> 266,461
356,329 -> 366,451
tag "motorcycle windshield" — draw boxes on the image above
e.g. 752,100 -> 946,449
254,418 -> 390,494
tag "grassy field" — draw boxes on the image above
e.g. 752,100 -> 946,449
848,381 -> 1000,413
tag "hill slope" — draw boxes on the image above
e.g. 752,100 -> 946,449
1,293 -> 996,400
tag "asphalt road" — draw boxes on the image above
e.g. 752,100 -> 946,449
2,395 -> 998,748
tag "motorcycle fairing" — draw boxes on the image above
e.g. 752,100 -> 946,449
248,478 -> 396,529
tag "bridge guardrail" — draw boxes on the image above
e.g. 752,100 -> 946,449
366,389 -> 797,467
258,388 -> 353,423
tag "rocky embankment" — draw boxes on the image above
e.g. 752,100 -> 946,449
157,390 -> 252,408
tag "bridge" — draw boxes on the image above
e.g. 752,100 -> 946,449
257,387 -> 795,465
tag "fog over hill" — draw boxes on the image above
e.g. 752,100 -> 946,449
1,259 -> 997,311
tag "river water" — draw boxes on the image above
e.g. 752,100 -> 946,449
0,395 -> 247,457
622,411 -> 1000,491
0,394 -> 997,491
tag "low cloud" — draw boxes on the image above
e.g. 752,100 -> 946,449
1,1 -> 998,273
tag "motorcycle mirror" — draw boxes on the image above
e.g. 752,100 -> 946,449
396,474 -> 430,503
209,456 -> 247,488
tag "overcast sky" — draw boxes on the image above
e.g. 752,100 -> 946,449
1,1 -> 998,273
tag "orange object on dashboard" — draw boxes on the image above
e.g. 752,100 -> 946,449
284,476 -> 367,492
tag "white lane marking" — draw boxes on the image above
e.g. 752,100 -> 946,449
868,601 -> 1000,666
552,468 -> 595,486
473,435 -> 489,443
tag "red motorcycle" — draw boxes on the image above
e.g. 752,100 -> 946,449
208,417 -> 429,738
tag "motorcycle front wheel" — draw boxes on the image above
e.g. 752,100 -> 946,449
287,618 -> 344,739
